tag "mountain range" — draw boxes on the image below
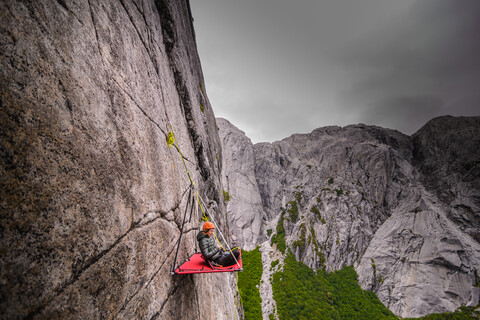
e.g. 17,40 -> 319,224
218,116 -> 480,318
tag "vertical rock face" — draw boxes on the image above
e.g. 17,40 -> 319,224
357,116 -> 480,317
356,191 -> 480,317
1,1 -> 235,319
253,124 -> 416,271
217,118 -> 264,250
412,116 -> 480,242
219,116 -> 480,318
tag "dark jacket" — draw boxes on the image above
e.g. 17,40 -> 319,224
197,231 -> 221,261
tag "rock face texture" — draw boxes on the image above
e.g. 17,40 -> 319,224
412,117 -> 480,242
1,1 -> 236,319
357,117 -> 480,317
219,116 -> 480,318
217,118 -> 264,250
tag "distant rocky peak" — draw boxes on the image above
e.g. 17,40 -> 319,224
219,116 -> 480,318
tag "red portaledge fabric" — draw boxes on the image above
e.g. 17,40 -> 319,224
174,251 -> 243,275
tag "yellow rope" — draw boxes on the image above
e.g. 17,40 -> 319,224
168,123 -> 208,221
213,232 -> 224,250
168,122 -> 222,249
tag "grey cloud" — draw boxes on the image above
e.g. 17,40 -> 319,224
336,0 -> 480,134
192,0 -> 480,142
366,96 -> 444,134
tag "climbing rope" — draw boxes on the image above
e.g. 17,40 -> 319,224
167,123 -> 209,220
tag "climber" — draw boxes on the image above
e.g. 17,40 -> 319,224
197,222 -> 240,267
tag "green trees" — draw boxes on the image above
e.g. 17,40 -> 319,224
403,306 -> 480,320
326,266 -> 397,319
271,213 -> 286,254
272,254 -> 335,319
240,250 -> 479,319
272,254 -> 398,320
238,247 -> 263,319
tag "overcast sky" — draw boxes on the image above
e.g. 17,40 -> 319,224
190,0 -> 480,143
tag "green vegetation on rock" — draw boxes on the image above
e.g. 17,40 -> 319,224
310,205 -> 320,217
271,259 -> 280,270
223,190 -> 231,203
309,226 -> 326,268
242,250 -> 478,320
310,205 -> 326,224
238,247 -> 263,320
404,306 -> 480,320
334,188 -> 344,197
294,191 -> 304,204
271,212 -> 287,254
271,254 -> 398,320
287,201 -> 299,221
292,223 -> 307,249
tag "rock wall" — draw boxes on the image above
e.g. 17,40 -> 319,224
356,116 -> 480,317
412,116 -> 480,241
219,116 -> 480,318
217,118 -> 264,250
0,1 -> 236,319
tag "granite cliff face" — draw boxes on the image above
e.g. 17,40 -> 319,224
412,117 -> 480,242
219,116 -> 480,318
1,1 -> 236,319
218,118 -> 264,250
